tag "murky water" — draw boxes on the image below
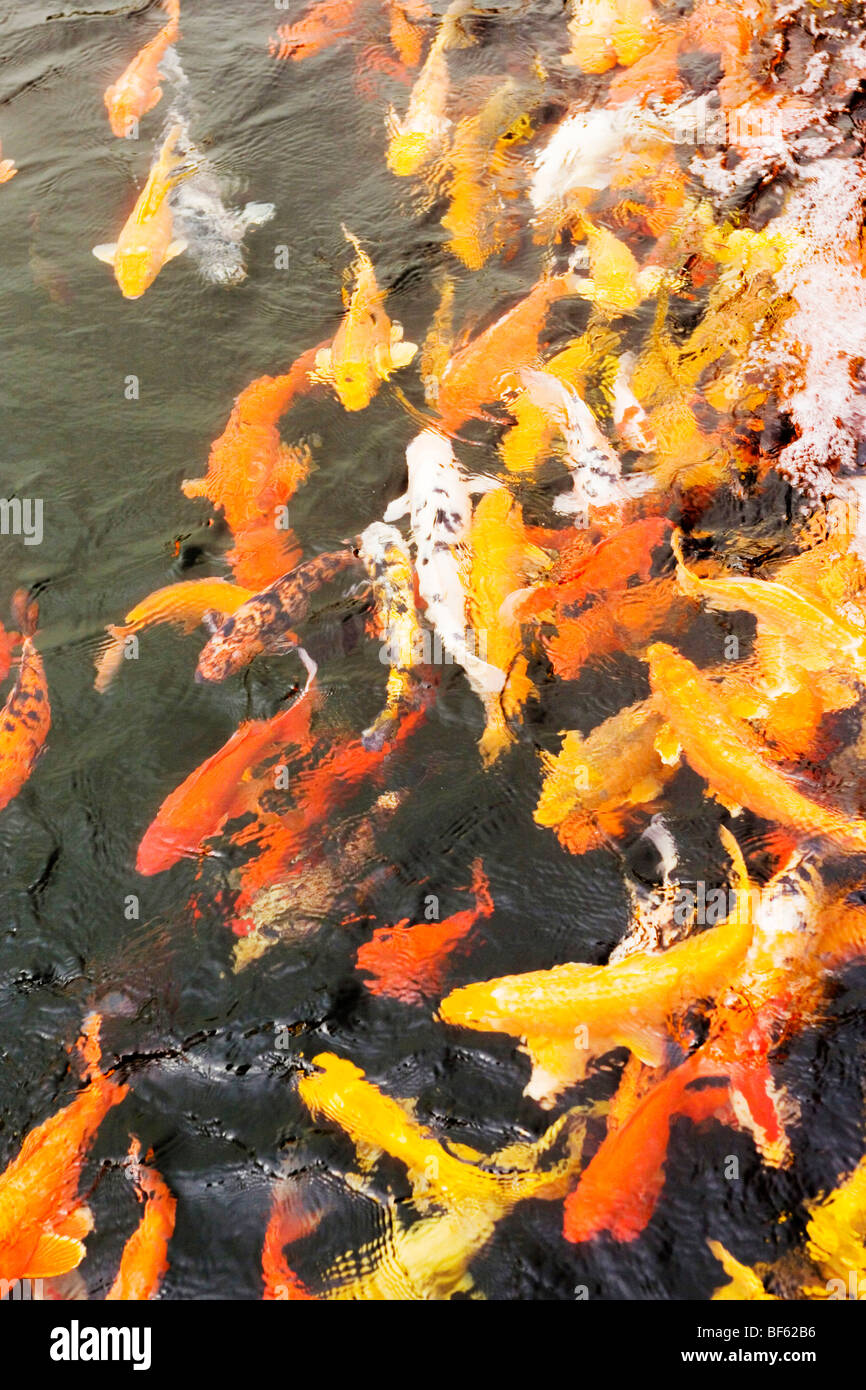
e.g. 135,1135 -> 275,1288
1,0 -> 866,1300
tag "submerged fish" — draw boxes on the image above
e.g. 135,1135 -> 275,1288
310,226 -> 417,411
357,859 -> 493,1002
384,429 -> 505,699
358,520 -> 427,750
93,122 -> 196,298
104,0 -> 181,138
195,549 -> 359,682
136,690 -> 318,875
0,1015 -> 128,1285
105,1140 -> 176,1301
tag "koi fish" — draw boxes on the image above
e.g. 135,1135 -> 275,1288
104,0 -> 181,139
498,331 -> 617,474
269,0 -> 366,61
534,699 -> 677,855
563,1064 -> 731,1241
93,123 -> 196,298
357,859 -> 492,1003
180,358 -> 315,540
509,516 -> 672,623
310,227 -> 417,412
105,1140 -> 176,1300
136,690 -> 317,875
647,643 -> 866,853
439,834 -> 752,1107
195,549 -> 359,682
440,81 -> 537,270
565,850 -> 837,1242
385,0 -> 473,177
95,578 -> 253,693
233,788 -> 403,970
0,1014 -> 128,1285
298,1051 -> 586,1211
358,521 -> 426,750
0,140 -> 17,183
520,367 -> 650,519
384,429 -> 506,699
544,576 -> 687,684
434,269 -> 584,432
0,592 -> 50,814
672,530 -> 866,690
610,350 -> 654,450
262,1181 -> 322,1300
467,488 -> 548,761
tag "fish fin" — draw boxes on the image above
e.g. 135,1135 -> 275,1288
180,477 -> 207,499
729,1063 -> 798,1167
240,201 -> 276,229
201,609 -> 222,636
53,1206 -> 94,1242
383,491 -> 410,523
710,789 -> 743,816
467,474 -> 502,496
653,722 -> 682,766
24,1232 -> 86,1279
389,339 -> 418,369
144,86 -> 164,113
523,1035 -> 587,1109
612,1022 -> 672,1069
92,243 -> 117,265
165,238 -> 188,261
312,346 -> 333,378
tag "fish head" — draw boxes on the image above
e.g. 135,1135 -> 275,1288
332,360 -> 376,412
114,243 -> 161,300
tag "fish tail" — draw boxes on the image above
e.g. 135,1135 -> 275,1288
93,624 -> 134,693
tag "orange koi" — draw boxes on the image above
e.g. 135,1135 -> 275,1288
93,123 -> 195,298
647,643 -> 866,853
563,0 -> 659,74
270,0 -> 366,60
511,516 -> 672,623
357,860 -> 492,1003
106,1140 -> 176,1300
544,576 -> 686,683
136,690 -> 317,875
95,578 -> 253,693
564,1063 -> 731,1242
103,0 -> 181,139
262,1182 -> 321,1300
0,592 -> 50,813
181,357 -> 317,534
0,1014 -> 128,1285
435,270 -> 583,432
